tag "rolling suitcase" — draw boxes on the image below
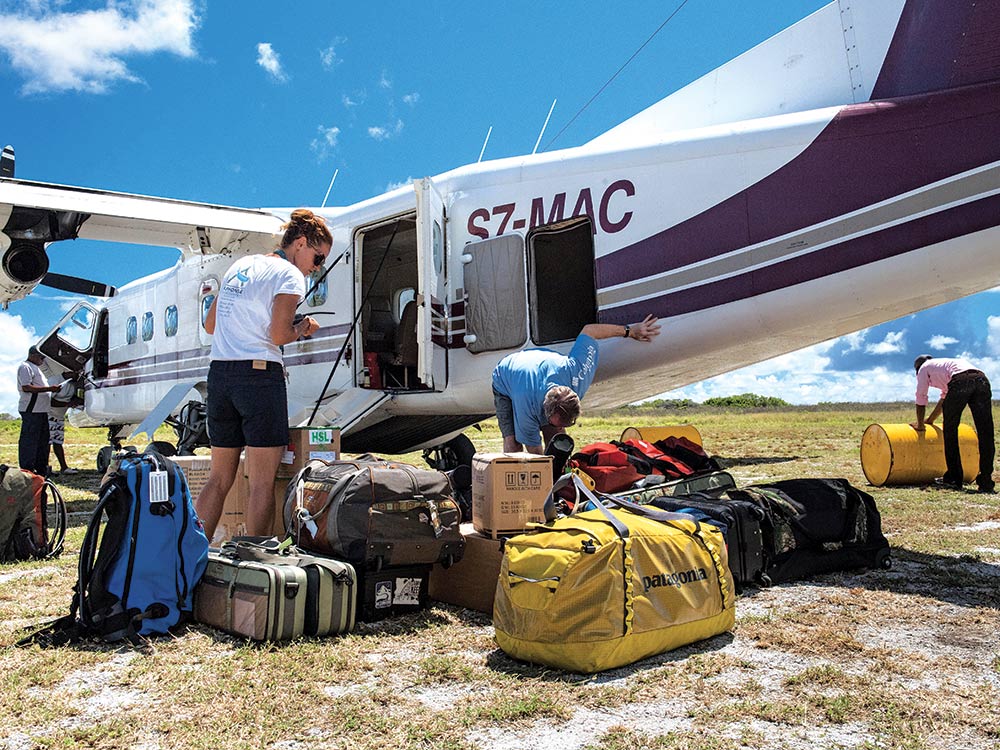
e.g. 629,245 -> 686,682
194,551 -> 307,641
284,458 -> 465,570
356,565 -> 430,622
617,470 -> 736,504
223,539 -> 357,637
646,491 -> 767,590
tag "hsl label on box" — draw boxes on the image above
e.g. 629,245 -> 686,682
309,428 -> 333,445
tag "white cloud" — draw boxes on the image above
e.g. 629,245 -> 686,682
987,316 -> 1000,355
0,311 -> 39,415
342,92 -> 364,108
368,119 -> 403,141
841,330 -> 867,351
256,42 -> 287,82
385,177 -> 414,192
926,334 -> 958,351
0,0 -> 199,94
865,329 -> 905,355
310,125 -> 340,160
378,69 -> 391,89
319,36 -> 346,69
402,92 -> 420,106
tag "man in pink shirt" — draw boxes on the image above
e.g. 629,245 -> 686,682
911,355 -> 995,492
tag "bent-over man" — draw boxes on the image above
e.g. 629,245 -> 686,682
910,354 -> 995,493
492,316 -> 661,454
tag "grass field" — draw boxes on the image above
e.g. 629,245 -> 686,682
1,404 -> 998,750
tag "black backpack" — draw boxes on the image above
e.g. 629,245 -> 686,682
729,478 -> 891,585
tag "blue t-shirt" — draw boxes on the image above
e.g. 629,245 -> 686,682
491,334 -> 599,446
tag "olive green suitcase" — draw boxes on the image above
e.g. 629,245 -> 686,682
210,539 -> 357,637
194,552 -> 307,641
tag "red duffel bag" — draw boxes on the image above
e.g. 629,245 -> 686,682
567,442 -> 644,493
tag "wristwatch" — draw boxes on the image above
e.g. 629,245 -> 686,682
623,325 -> 631,339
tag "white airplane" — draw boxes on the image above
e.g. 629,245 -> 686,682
1,0 -> 998,469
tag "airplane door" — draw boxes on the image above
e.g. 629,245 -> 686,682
414,177 -> 447,390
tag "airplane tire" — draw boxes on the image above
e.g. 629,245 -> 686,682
424,434 -> 476,472
145,440 -> 177,457
96,446 -> 113,474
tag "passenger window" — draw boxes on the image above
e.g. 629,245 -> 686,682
306,269 -> 327,307
142,312 -> 154,342
396,288 -> 415,320
164,305 -> 178,337
126,316 -> 137,345
201,294 -> 216,329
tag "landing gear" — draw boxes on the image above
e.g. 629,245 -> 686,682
423,434 -> 476,522
95,426 -> 135,472
170,401 -> 208,456
422,434 -> 476,472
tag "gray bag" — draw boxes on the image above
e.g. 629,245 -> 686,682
283,458 -> 465,570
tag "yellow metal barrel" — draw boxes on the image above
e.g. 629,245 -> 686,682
860,423 -> 979,486
619,424 -> 703,447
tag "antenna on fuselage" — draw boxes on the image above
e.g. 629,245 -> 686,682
532,100 -> 556,155
321,168 -> 339,208
478,126 -> 493,163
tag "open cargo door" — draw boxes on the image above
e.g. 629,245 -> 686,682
414,177 -> 448,390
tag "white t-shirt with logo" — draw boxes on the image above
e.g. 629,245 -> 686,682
211,255 -> 306,363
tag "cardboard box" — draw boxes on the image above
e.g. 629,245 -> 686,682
272,477 -> 290,537
472,452 -> 552,538
276,427 -> 341,479
172,455 -> 212,499
429,524 -> 505,614
213,470 -> 248,546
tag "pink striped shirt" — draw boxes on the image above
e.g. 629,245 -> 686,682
915,357 -> 977,406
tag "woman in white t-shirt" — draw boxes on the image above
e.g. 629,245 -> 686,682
195,209 -> 332,541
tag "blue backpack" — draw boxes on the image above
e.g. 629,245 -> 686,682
75,450 -> 209,641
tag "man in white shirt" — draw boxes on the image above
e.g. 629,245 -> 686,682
17,346 -> 61,476
911,355 -> 995,492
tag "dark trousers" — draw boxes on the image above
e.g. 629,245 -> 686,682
18,411 -> 50,476
941,374 -> 995,490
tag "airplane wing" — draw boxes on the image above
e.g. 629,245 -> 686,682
0,176 -> 285,303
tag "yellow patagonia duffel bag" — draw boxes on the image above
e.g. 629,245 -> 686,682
494,475 -> 736,673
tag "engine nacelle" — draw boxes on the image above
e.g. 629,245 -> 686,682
0,234 -> 48,304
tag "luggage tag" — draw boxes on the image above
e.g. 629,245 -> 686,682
421,495 -> 443,538
149,469 -> 170,505
293,481 -> 319,537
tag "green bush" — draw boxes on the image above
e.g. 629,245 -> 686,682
702,393 -> 790,408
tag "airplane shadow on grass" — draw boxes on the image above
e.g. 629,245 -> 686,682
717,455 -> 808,467
734,546 -> 1000,610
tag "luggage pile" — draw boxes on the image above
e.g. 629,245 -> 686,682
194,456 -> 466,640
489,425 -> 892,673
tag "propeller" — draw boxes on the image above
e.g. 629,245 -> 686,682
41,272 -> 116,298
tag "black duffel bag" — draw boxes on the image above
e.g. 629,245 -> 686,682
728,478 -> 891,585
283,458 -> 465,570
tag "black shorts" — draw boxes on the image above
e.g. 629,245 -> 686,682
207,360 -> 290,448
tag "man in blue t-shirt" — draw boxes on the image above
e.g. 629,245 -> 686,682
491,315 -> 661,453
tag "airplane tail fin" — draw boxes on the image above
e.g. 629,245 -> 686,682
870,0 -> 1000,100
586,0 -> 1000,150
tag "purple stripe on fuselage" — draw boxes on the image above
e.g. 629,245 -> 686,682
872,0 -> 1000,100
597,81 -> 1000,290
604,191 -> 1000,324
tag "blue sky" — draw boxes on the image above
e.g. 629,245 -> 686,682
0,0 -> 997,415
